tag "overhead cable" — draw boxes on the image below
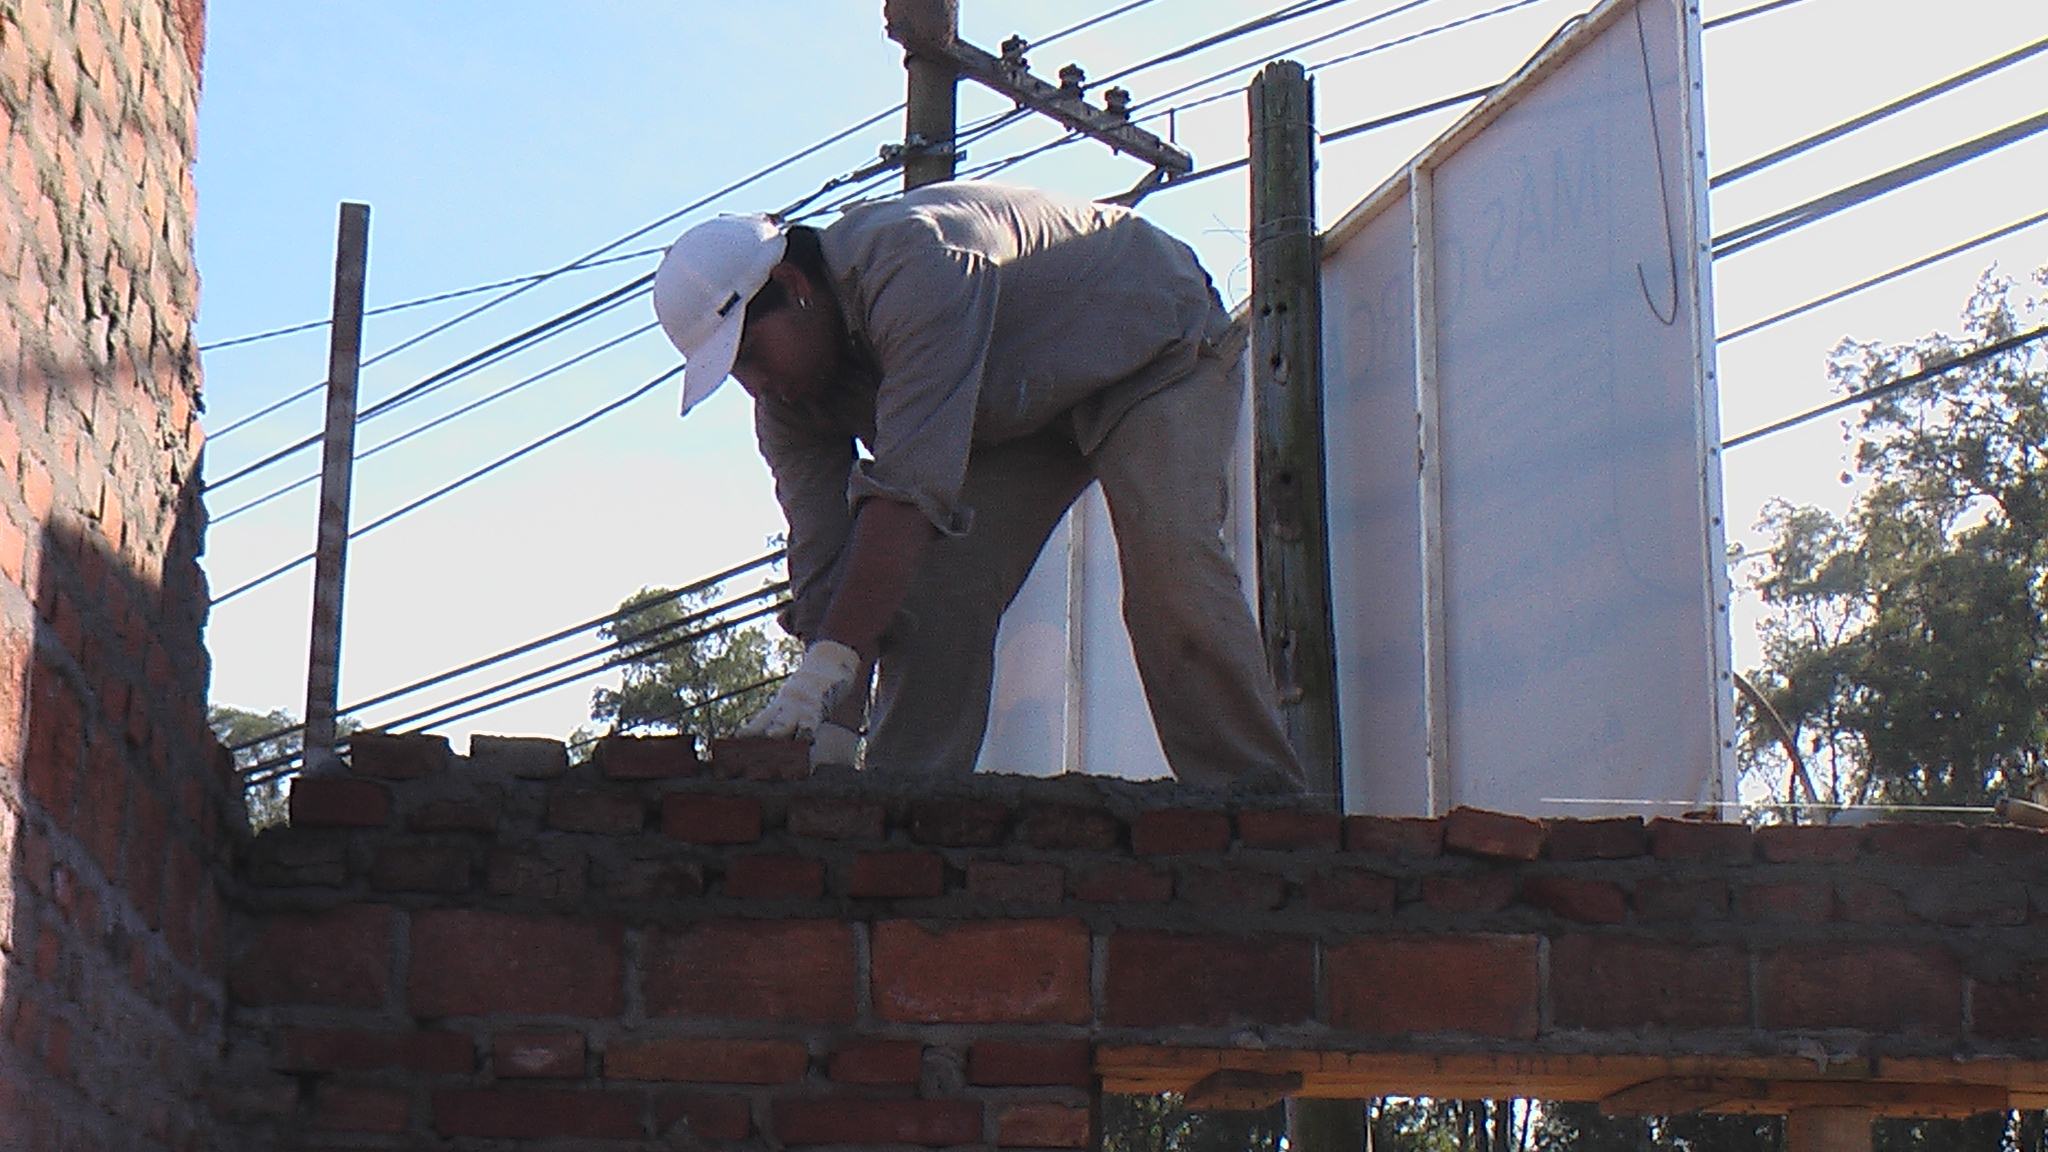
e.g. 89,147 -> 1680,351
1718,209 -> 2048,344
1721,324 -> 2048,449
1713,36 -> 2048,188
563,672 -> 789,753
1089,0 -> 1361,91
1712,109 -> 2048,258
1701,0 -> 1819,30
211,365 -> 681,606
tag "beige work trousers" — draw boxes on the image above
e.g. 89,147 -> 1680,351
862,354 -> 1307,793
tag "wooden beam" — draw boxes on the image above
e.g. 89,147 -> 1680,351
1786,1107 -> 1873,1152
1183,1070 -> 1302,1112
303,200 -> 370,774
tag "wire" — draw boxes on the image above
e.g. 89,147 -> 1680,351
1701,0 -> 1818,31
1713,36 -> 2048,189
1718,209 -> 2048,344
1713,109 -> 2048,258
211,365 -> 681,606
227,549 -> 787,754
564,672 -> 791,752
1090,0 -> 1361,91
1721,324 -> 2048,449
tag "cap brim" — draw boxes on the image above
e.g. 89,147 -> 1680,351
678,307 -> 745,416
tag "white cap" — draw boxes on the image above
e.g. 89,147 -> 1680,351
652,213 -> 789,415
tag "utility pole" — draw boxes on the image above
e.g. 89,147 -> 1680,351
303,201 -> 370,774
887,0 -> 960,189
1253,61 -> 1359,1152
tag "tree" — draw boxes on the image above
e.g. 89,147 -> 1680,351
1741,267 -> 2048,812
579,584 -> 799,748
208,704 -> 361,831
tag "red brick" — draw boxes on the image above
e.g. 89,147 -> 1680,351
368,840 -> 473,893
653,1093 -> 753,1142
710,735 -> 809,781
1755,824 -> 1863,863
1903,877 -> 2028,927
829,1040 -> 923,1085
1863,822 -> 1971,865
592,734 -> 699,780
469,734 -> 570,778
1542,816 -> 1647,860
278,1028 -> 474,1075
313,1083 -> 410,1134
488,845 -> 588,903
409,910 -> 623,1017
1973,960 -> 2048,1041
608,856 -> 706,901
1835,879 -> 1912,924
1974,825 -> 2048,863
1018,803 -> 1121,850
1326,935 -> 1539,1038
407,798 -> 499,833
873,919 -> 1089,1024
348,731 -> 449,779
432,1089 -> 642,1140
1444,807 -> 1545,861
1649,817 -> 1753,862
787,797 -> 885,840
773,1098 -> 982,1147
1177,864 -> 1286,909
849,850 -> 946,899
1306,867 -> 1397,914
968,1039 -> 1093,1088
229,904 -> 393,1008
1633,877 -> 1729,920
661,793 -> 761,844
1072,860 -> 1172,903
1735,880 -> 1832,922
723,854 -> 825,900
288,777 -> 389,828
1238,808 -> 1342,850
1549,936 -> 1748,1030
1421,871 -> 1518,913
1105,932 -> 1314,1028
1760,944 -> 1963,1035
607,1038 -> 809,1084
1132,809 -> 1230,855
1523,876 -> 1627,924
545,790 -> 645,834
999,1103 -> 1093,1148
645,920 -> 855,1022
493,1031 -> 585,1079
909,798 -> 1009,846
967,859 -> 1064,903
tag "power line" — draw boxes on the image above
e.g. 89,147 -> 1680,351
227,549 -> 787,753
1721,324 -> 2048,449
1712,36 -> 2048,189
1718,209 -> 2048,344
1701,0 -> 1818,31
1713,109 -> 2048,258
211,365 -> 681,606
565,672 -> 791,753
211,321 -> 662,526
1090,0 -> 1362,91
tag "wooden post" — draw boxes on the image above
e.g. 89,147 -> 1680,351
303,202 -> 370,774
1786,1108 -> 1873,1152
1253,60 -> 1356,1152
1249,61 -> 1341,801
887,0 -> 959,189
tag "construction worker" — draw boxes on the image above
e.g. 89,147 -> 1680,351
652,181 -> 1304,793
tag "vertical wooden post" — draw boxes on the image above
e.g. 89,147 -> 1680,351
303,201 -> 370,774
1786,1108 -> 1873,1152
1249,61 -> 1341,801
888,0 -> 959,189
1254,60 -> 1356,1152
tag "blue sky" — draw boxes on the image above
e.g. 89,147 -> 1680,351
191,0 -> 2048,754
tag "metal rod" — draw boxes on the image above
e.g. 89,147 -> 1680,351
303,202 -> 371,773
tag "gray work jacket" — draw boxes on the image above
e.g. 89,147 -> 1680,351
755,181 -> 1231,640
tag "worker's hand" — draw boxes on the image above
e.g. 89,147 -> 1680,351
738,640 -> 862,740
810,720 -> 861,769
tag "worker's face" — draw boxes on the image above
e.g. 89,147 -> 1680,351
732,265 -> 841,407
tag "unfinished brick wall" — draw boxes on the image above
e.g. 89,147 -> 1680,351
228,734 -> 2048,1147
0,0 -> 231,1149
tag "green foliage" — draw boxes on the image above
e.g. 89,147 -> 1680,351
208,704 -> 360,831
1741,267 -> 2048,810
1098,1095 -> 1282,1152
584,585 -> 799,744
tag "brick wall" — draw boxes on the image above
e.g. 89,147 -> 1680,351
0,0 -> 232,1149
227,734 -> 2048,1147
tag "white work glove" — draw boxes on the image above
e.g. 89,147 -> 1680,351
810,721 -> 861,769
738,640 -> 862,740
